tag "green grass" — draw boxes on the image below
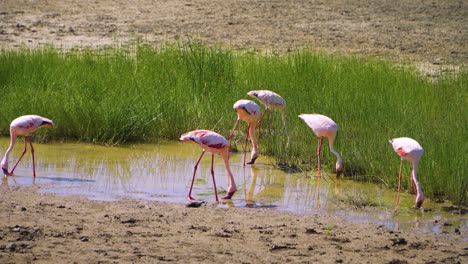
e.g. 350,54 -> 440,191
0,43 -> 466,205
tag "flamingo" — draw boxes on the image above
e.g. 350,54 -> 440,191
247,90 -> 288,143
298,113 -> 343,177
180,129 -> 237,202
1,115 -> 54,177
229,99 -> 261,165
389,137 -> 425,209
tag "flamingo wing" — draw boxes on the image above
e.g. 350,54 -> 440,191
299,114 -> 338,137
248,90 -> 285,108
234,100 -> 261,116
389,137 -> 424,160
180,130 -> 228,149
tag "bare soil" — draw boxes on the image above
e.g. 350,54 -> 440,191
1,0 -> 467,71
0,1 -> 467,263
1,186 -> 467,263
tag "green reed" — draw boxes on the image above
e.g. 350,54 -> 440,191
0,44 -> 466,205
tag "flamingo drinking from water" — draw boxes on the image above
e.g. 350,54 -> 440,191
298,113 -> 343,177
389,137 -> 425,209
229,99 -> 261,165
1,115 -> 54,177
180,129 -> 237,202
247,90 -> 288,143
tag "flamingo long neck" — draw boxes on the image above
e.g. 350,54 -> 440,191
328,135 -> 342,166
221,150 -> 237,192
248,122 -> 258,159
1,134 -> 17,169
411,160 -> 424,200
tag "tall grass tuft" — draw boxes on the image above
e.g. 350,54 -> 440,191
0,43 -> 466,205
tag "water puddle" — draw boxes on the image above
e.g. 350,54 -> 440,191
0,138 -> 466,238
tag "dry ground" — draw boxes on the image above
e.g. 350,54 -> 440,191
1,0 -> 467,71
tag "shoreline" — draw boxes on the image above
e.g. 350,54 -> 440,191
1,185 -> 467,263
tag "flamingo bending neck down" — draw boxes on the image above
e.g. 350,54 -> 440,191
229,99 -> 261,165
180,129 -> 237,202
389,137 -> 425,209
298,113 -> 343,177
1,115 -> 54,177
247,90 -> 289,145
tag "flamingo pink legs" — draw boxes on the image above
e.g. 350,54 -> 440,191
395,158 -> 404,208
7,136 -> 37,177
257,109 -> 268,143
188,150 -> 220,202
317,137 -> 323,177
188,150 -> 229,202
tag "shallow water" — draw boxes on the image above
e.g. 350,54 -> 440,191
0,138 -> 466,238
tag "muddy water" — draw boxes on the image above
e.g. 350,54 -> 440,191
0,138 -> 466,237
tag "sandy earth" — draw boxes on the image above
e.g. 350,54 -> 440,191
0,0 -> 467,263
0,0 -> 467,72
1,187 -> 467,264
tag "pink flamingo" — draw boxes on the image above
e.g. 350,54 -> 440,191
180,129 -> 237,201
229,99 -> 261,165
298,113 -> 343,177
247,90 -> 288,143
389,137 -> 425,209
1,115 -> 54,177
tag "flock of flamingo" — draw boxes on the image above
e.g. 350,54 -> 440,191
0,90 -> 425,209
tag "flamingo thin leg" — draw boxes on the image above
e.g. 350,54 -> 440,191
29,139 -> 36,177
395,158 -> 403,209
243,124 -> 250,166
210,154 -> 219,202
188,150 -> 205,201
9,137 -> 29,175
317,137 -> 323,177
228,119 -> 240,159
257,109 -> 268,143
229,119 -> 240,148
266,109 -> 272,134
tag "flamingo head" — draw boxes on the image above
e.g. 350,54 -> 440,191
247,91 -> 258,98
414,193 -> 425,209
41,119 -> 55,128
336,161 -> 343,177
1,159 -> 8,175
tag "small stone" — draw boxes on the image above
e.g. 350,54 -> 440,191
391,237 -> 407,246
7,243 -> 17,251
305,228 -> 321,234
186,201 -> 206,208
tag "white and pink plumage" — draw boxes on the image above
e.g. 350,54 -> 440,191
1,115 -> 54,177
247,90 -> 288,143
389,137 -> 425,209
229,99 -> 261,165
180,129 -> 237,201
299,113 -> 343,177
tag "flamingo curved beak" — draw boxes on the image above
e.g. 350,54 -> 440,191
246,156 -> 258,165
2,167 -> 8,176
415,200 -> 424,209
41,121 -> 55,127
